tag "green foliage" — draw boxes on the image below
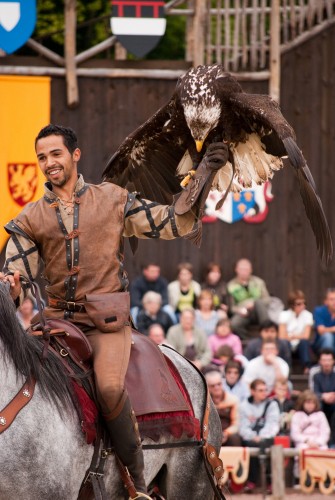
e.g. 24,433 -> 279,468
22,0 -> 186,60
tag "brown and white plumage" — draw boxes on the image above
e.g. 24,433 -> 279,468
104,64 -> 333,263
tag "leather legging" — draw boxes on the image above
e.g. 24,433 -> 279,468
87,325 -> 132,419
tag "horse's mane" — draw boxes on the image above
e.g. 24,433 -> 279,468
0,283 -> 75,415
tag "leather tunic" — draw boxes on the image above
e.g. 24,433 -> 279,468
12,182 -> 129,310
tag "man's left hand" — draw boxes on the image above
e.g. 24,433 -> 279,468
0,270 -> 21,300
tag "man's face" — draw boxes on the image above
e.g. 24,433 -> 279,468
261,327 -> 277,341
320,354 -> 335,373
325,292 -> 335,314
251,383 -> 267,403
207,376 -> 224,399
36,134 -> 80,189
235,259 -> 252,281
148,326 -> 165,344
261,342 -> 278,363
144,299 -> 161,315
143,265 -> 160,282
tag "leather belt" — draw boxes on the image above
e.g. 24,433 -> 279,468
48,298 -> 86,313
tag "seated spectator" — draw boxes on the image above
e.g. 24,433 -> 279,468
16,296 -> 36,330
313,288 -> 335,354
239,378 -> 280,493
205,370 -> 242,446
223,359 -> 250,402
212,345 -> 248,374
147,323 -> 166,345
168,262 -> 201,317
244,320 -> 292,367
136,291 -> 174,335
208,318 -> 242,356
227,258 -> 271,339
278,290 -> 313,373
201,262 -> 228,313
291,389 -> 330,451
242,340 -> 290,395
310,348 -> 335,444
130,263 -> 176,324
166,308 -> 211,371
290,389 -> 331,480
271,378 -> 295,436
195,290 -> 226,337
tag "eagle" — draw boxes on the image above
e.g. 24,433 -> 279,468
103,64 -> 333,264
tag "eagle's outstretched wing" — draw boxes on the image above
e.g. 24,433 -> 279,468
227,92 -> 333,263
103,96 -> 192,204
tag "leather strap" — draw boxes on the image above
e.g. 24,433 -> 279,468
48,297 -> 86,313
0,378 -> 36,433
114,453 -> 138,499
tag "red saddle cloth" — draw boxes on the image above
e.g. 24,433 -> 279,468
126,332 -> 200,442
74,332 -> 200,444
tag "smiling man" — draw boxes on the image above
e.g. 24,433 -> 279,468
1,124 -> 228,500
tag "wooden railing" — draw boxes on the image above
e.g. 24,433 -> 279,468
206,0 -> 335,71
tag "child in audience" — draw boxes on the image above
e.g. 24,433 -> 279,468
290,390 -> 330,450
208,318 -> 242,355
223,359 -> 250,401
271,378 -> 295,436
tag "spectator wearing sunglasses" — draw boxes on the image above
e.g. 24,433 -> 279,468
278,290 -> 313,373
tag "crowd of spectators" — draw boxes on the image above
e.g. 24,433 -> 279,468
130,259 -> 335,493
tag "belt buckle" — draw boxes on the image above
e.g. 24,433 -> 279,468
67,301 -> 77,312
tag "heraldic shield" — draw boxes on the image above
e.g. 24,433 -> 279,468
0,0 -> 36,54
111,0 -> 166,58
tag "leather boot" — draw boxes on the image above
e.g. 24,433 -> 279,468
104,394 -> 152,500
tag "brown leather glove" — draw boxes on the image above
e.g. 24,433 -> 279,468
174,142 -> 229,216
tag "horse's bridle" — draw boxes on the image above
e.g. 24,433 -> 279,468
0,378 -> 36,434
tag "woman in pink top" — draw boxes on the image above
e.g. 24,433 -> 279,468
208,318 -> 243,356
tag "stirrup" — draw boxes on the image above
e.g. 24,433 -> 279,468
129,493 -> 153,500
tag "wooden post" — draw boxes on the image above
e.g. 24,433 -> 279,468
64,0 -> 79,108
271,445 -> 285,499
192,0 -> 209,66
269,0 -> 281,103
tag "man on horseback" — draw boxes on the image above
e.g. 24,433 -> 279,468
1,124 -> 227,499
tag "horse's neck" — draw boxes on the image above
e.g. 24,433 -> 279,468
0,342 -> 26,406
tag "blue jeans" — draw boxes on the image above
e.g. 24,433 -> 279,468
295,339 -> 312,368
313,332 -> 335,353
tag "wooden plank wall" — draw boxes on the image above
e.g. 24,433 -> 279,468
1,24 -> 334,310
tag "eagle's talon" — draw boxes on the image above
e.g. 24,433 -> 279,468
180,169 -> 196,188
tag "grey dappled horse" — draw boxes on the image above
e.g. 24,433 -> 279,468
0,283 -> 223,500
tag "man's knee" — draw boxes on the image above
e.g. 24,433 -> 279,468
97,380 -> 124,413
320,332 -> 335,350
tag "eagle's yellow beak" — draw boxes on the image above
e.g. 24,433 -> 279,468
195,140 -> 204,152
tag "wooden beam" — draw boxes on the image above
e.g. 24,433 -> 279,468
271,445 -> 285,499
269,0 -> 281,102
64,0 -> 78,108
26,38 -> 65,66
75,36 -> 117,64
192,0 -> 209,66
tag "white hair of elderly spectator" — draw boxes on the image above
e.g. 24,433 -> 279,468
142,291 -> 162,305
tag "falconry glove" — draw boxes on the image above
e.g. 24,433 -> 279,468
174,142 -> 229,216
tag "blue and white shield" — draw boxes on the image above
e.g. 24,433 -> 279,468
0,0 -> 36,54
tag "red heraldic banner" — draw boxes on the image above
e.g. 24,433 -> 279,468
0,75 -> 50,250
110,0 -> 166,57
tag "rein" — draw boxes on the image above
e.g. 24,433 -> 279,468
0,378 -> 36,433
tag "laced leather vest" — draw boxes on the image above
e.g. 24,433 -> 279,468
12,182 -> 129,311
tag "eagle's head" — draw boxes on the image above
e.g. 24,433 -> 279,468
177,65 -> 243,152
